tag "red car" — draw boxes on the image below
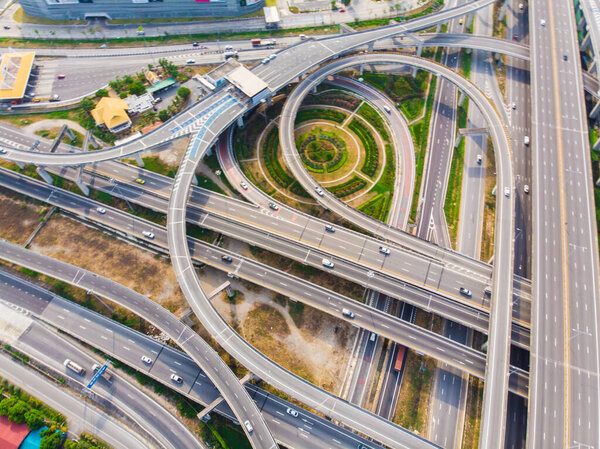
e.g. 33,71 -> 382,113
57,74 -> 66,79
513,33 -> 518,41
339,8 -> 345,12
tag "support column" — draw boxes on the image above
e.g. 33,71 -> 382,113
367,41 -> 374,52
412,43 -> 423,78
76,165 -> 90,196
267,96 -> 272,107
498,0 -> 509,22
65,127 -> 76,142
359,64 -> 364,75
458,91 -> 466,107
191,173 -> 198,185
594,136 -> 600,151
312,86 -> 318,94
466,12 -> 474,30
578,15 -> 586,32
16,162 -> 25,170
134,153 -> 145,167
589,58 -> 597,74
36,167 -> 54,185
237,115 -> 244,128
581,32 -> 591,51
590,99 -> 600,119
455,134 -> 463,149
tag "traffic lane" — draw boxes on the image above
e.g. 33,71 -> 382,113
0,167 -> 532,351
0,271 -> 54,314
0,261 -> 385,449
15,322 -> 201,449
0,352 -> 149,449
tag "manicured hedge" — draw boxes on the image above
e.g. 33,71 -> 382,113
357,103 -> 390,143
295,108 -> 346,124
349,118 -> 379,177
326,176 -> 367,197
359,192 -> 391,222
262,127 -> 294,188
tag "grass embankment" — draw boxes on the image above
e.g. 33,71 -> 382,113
35,128 -> 85,149
361,70 -> 429,122
409,74 -> 438,223
444,98 -> 468,248
304,90 -> 360,111
461,376 -> 484,449
295,108 -> 346,124
13,6 -> 86,25
480,139 -> 496,262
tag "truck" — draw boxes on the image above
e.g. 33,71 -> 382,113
251,38 -> 262,47
92,363 -> 113,382
251,38 -> 276,47
393,345 -> 406,372
224,50 -> 239,60
31,94 -> 60,103
64,359 -> 85,375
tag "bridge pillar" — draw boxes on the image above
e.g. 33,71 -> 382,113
83,129 -> 100,151
312,86 -> 318,94
36,167 -> 54,185
581,32 -> 591,51
16,162 -> 25,170
76,165 -> 90,196
465,12 -> 474,30
455,134 -> 463,149
237,115 -> 244,128
578,15 -> 586,32
65,127 -> 76,142
458,91 -> 466,107
134,153 -> 145,167
191,173 -> 199,185
267,96 -> 272,107
498,0 -> 509,22
593,136 -> 600,151
359,64 -> 365,75
367,41 -> 374,52
590,99 -> 600,119
412,43 -> 423,78
589,58 -> 597,74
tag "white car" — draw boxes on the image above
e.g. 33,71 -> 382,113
325,225 -> 335,233
170,373 -> 183,383
518,2 -> 523,9
511,102 -> 517,110
96,207 -> 106,214
269,54 -> 277,60
540,19 -> 546,26
141,356 -> 153,365
315,186 -> 325,196
379,246 -> 390,255
244,420 -> 254,433
476,154 -> 482,164
459,287 -> 472,297
240,181 -> 248,190
322,258 -> 334,268
524,184 -> 530,194
142,231 -> 155,239
186,59 -> 195,65
286,408 -> 299,417
504,187 -> 511,198
262,58 -> 270,64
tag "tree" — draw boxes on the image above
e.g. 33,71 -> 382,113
24,409 -> 44,430
147,63 -> 154,71
7,400 -> 29,423
177,86 -> 191,101
128,80 -> 147,96
158,109 -> 170,122
119,92 -> 128,99
123,75 -> 134,84
95,88 -> 108,98
80,99 -> 95,113
40,432 -> 63,449
0,397 -> 17,415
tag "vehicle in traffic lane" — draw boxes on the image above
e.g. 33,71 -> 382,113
342,308 -> 355,318
269,202 -> 279,211
315,186 -> 325,196
459,287 -> 472,297
170,373 -> 183,383
524,184 -> 529,194
135,178 -> 146,184
286,408 -> 299,417
64,359 -> 85,375
142,231 -> 155,239
96,207 -> 106,214
322,258 -> 334,268
240,181 -> 248,190
92,363 -> 113,382
504,187 -> 511,198
379,246 -> 390,255
325,225 -> 335,233
57,74 -> 66,79
141,356 -> 153,364
244,420 -> 253,433
222,255 -> 232,263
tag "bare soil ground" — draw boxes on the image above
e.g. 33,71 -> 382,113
29,214 -> 187,315
0,187 -> 50,245
461,376 -> 484,448
211,259 -> 357,393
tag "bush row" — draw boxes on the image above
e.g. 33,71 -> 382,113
262,127 -> 295,188
349,119 -> 379,177
295,108 -> 347,124
359,192 -> 391,222
357,103 -> 390,143
327,176 -> 367,197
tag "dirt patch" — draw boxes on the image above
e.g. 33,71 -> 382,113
461,376 -> 484,448
0,188 -> 50,245
29,214 -> 187,315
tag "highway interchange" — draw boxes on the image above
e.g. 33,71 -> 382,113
0,0 -> 599,448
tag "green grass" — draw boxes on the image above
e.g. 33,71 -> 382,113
357,103 -> 389,143
348,118 -> 379,177
197,175 -> 226,195
203,152 -> 237,194
130,156 -> 177,178
295,108 -> 346,124
461,50 -> 473,80
358,192 -> 391,221
409,73 -> 438,223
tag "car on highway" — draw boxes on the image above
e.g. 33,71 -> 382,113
243,420 -> 253,433
511,102 -> 516,110
524,136 -> 530,146
540,19 -> 546,26
186,59 -> 195,65
339,8 -> 345,12
383,105 -> 391,113
379,246 -> 390,255
192,42 -> 199,47
315,186 -> 325,196
459,287 -> 472,297
57,74 -> 66,79
477,154 -> 482,164
563,54 -> 568,61
96,207 -> 106,214
484,286 -> 492,297
262,58 -> 270,64
322,258 -> 334,268
0,149 -> 7,154
3,25 -> 10,30
141,356 -> 153,364
524,184 -> 530,194
325,225 -> 335,233
240,181 -> 248,190
135,178 -> 145,184
286,407 -> 299,417
513,33 -> 518,41
342,308 -> 355,319
224,45 -> 233,51
170,373 -> 183,383
142,231 -> 155,239
269,202 -> 279,211
504,186 -> 511,198
518,2 -> 524,9
458,18 -> 463,25
269,54 -> 277,60
222,255 -> 232,263
358,444 -> 372,449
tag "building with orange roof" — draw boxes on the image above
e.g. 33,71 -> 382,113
0,51 -> 35,103
0,415 -> 30,449
91,97 -> 132,134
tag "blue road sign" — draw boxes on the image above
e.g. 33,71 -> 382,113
87,364 -> 107,389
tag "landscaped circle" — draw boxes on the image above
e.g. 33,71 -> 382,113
298,128 -> 347,172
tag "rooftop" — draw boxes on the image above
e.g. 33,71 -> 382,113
225,66 -> 269,98
0,415 -> 30,449
147,78 -> 176,94
0,51 -> 35,101
91,96 -> 131,130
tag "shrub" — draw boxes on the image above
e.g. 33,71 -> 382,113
158,109 -> 170,122
263,127 -> 294,188
94,89 -> 108,98
295,108 -> 346,124
349,119 -> 379,177
177,86 -> 191,100
7,400 -> 29,423
24,409 -> 45,430
327,176 -> 367,197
